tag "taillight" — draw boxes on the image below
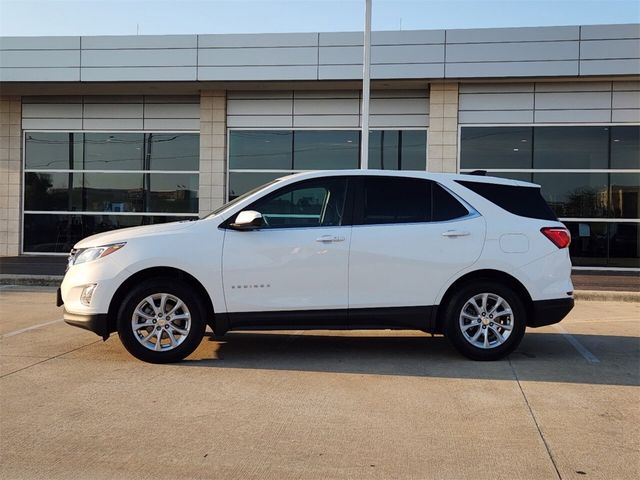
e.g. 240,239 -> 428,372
541,227 -> 571,249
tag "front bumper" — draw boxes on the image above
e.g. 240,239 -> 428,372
63,308 -> 110,340
528,297 -> 575,328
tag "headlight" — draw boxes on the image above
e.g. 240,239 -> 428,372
72,243 -> 126,266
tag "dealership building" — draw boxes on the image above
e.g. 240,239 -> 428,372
0,23 -> 638,270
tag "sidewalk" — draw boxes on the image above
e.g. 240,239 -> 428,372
1,255 -> 638,296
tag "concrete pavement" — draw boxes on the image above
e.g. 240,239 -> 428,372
1,286 -> 638,480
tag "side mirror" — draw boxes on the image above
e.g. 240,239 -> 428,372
230,210 -> 264,230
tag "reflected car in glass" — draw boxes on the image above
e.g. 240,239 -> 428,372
57,170 -> 574,363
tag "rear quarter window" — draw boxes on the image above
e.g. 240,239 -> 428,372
456,180 -> 558,221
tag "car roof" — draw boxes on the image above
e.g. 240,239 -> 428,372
280,169 -> 539,188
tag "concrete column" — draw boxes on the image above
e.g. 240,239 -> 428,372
199,90 -> 227,216
0,96 -> 21,256
427,82 -> 459,174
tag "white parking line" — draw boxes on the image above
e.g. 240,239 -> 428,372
1,319 -> 63,338
554,324 -> 601,365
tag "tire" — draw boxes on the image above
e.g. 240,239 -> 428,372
443,281 -> 527,361
117,278 -> 207,363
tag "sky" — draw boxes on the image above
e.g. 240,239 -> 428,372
0,0 -> 638,37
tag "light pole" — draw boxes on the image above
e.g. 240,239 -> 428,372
360,0 -> 372,169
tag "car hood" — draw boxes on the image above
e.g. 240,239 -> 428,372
73,220 -> 196,249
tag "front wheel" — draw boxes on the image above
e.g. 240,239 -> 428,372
117,279 -> 206,363
444,282 -> 527,361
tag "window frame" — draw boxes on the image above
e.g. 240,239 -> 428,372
22,130 -> 200,255
226,127 -> 429,202
458,122 -> 640,271
351,176 -> 472,227
221,176 -> 355,230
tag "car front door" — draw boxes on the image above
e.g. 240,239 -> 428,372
348,176 -> 486,328
222,176 -> 352,325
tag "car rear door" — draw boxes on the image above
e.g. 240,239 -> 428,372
347,176 -> 486,327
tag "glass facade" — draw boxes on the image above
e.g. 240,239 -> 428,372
228,129 -> 427,199
460,125 -> 640,268
23,132 -> 199,253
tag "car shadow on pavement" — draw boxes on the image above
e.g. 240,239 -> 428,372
181,330 -> 640,387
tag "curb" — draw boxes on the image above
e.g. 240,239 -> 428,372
573,290 -> 640,303
0,275 -> 63,287
0,275 -> 638,302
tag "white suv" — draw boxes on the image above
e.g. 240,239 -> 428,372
58,170 -> 574,363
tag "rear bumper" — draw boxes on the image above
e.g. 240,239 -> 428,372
63,308 -> 109,340
528,297 -> 574,328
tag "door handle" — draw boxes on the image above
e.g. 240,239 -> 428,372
441,230 -> 470,237
316,235 -> 345,243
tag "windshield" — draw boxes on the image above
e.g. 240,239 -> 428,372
204,179 -> 282,218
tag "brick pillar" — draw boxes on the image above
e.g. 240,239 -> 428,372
199,91 -> 227,217
427,82 -> 459,173
0,96 -> 21,256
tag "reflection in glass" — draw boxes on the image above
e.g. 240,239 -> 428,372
25,133 -> 82,170
369,130 -> 427,171
25,172 -> 75,211
565,222 -> 608,267
610,173 -> 639,219
147,133 -> 199,171
23,214 -> 195,253
229,131 -> 293,170
294,131 -> 360,170
148,174 -> 199,213
229,171 -> 292,200
534,126 -> 609,169
460,127 -> 533,169
82,133 -> 145,170
611,126 -> 640,169
609,223 -> 639,267
534,173 -> 608,218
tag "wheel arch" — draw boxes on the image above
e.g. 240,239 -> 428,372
435,269 -> 533,333
106,266 -> 215,336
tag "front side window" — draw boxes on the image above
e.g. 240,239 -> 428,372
247,178 -> 348,229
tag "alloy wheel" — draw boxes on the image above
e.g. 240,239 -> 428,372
131,293 -> 192,352
459,293 -> 514,349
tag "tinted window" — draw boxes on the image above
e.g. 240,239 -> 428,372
25,132 -> 82,170
611,126 -> 640,169
147,133 -> 199,171
610,173 -> 639,219
294,131 -> 360,170
533,172 -> 609,218
460,127 -> 533,169
249,178 -> 347,228
457,180 -> 557,221
228,172 -> 292,200
432,184 -> 469,221
23,214 -> 193,253
229,131 -> 292,170
361,177 -> 431,225
369,130 -> 427,171
533,126 -> 609,169
82,133 -> 145,170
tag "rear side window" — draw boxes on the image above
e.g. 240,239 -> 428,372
456,180 -> 557,221
362,177 -> 431,224
357,177 -> 470,225
433,184 -> 470,221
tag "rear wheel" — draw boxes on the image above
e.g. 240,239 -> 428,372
444,281 -> 526,361
117,279 -> 206,363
